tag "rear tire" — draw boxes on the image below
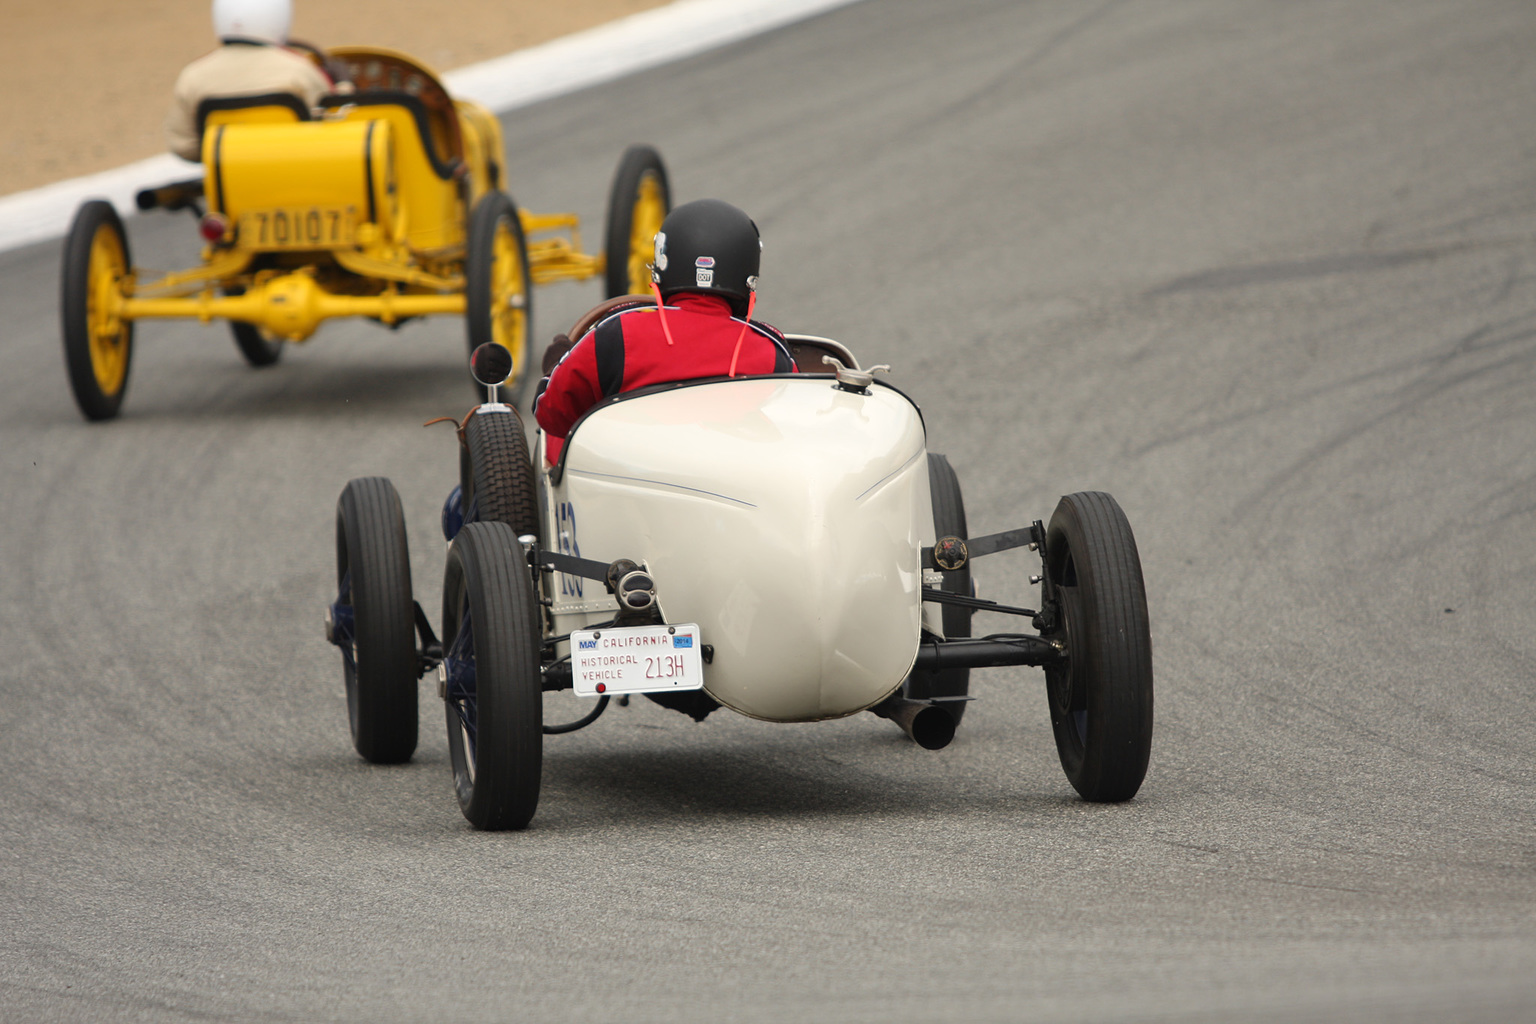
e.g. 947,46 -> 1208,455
603,145 -> 670,298
460,407 -> 539,539
441,521 -> 543,830
61,200 -> 134,421
1042,491 -> 1153,802
336,477 -> 419,764
466,190 -> 533,403
904,453 -> 972,724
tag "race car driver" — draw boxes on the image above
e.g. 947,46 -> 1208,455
165,0 -> 333,161
534,199 -> 797,461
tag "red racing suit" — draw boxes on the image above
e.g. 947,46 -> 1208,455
534,292 -> 797,461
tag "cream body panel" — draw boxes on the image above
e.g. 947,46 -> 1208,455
543,377 -> 933,722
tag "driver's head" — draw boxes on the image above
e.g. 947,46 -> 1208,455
213,0 -> 293,44
651,199 -> 761,318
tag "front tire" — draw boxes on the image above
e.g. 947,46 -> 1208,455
441,521 -> 543,830
603,145 -> 670,298
61,200 -> 134,421
336,477 -> 419,764
466,191 -> 533,402
230,319 -> 284,366
460,407 -> 539,538
1042,491 -> 1153,802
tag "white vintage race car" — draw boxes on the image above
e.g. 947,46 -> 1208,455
325,306 -> 1154,830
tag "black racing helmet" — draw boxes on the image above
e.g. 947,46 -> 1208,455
651,199 -> 761,316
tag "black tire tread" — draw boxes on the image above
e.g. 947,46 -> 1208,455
462,409 -> 539,539
337,477 -> 418,764
1045,491 -> 1153,802
443,521 -> 542,830
904,453 -> 972,723
230,320 -> 283,366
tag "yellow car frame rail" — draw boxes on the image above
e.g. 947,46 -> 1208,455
60,46 -> 670,421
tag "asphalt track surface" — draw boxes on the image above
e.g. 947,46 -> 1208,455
3,1 -> 1534,1020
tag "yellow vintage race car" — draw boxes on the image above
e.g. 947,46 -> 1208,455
60,46 -> 670,421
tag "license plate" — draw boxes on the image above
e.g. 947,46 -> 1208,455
571,624 -> 704,697
238,206 -> 356,249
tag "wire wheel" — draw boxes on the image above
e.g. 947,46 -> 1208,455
61,201 -> 134,420
466,190 -> 533,401
603,145 -> 670,298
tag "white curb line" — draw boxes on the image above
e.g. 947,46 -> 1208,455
0,0 -> 862,254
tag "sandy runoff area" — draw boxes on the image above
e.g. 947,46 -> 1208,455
1,0 -> 672,196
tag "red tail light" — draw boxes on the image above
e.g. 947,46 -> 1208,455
199,213 -> 230,243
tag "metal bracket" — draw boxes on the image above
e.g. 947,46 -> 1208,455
534,549 -> 616,583
413,600 -> 443,677
922,526 -> 1037,571
1026,518 -> 1059,633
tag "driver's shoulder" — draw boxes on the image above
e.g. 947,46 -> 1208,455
599,303 -> 662,331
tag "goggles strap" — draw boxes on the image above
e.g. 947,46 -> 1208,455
651,282 -> 679,346
727,291 -> 757,378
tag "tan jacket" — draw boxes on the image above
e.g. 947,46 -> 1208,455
165,42 -> 331,160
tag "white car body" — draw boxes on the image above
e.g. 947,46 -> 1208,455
536,374 -> 939,723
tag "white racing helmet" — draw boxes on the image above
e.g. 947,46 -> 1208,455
213,0 -> 293,44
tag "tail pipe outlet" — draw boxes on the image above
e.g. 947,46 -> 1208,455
872,696 -> 958,751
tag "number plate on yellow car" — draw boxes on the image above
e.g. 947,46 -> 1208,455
571,624 -> 704,697
238,206 -> 357,249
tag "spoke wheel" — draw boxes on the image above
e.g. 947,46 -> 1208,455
466,190 -> 533,402
904,453 -> 973,724
335,477 -> 418,764
603,145 -> 670,298
441,521 -> 542,830
460,406 -> 539,538
61,201 -> 134,421
1042,491 -> 1154,802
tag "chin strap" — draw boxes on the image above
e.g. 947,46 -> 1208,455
651,282 -> 679,346
727,290 -> 757,378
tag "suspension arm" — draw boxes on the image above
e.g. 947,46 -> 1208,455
921,589 -> 1037,618
913,634 -> 1065,670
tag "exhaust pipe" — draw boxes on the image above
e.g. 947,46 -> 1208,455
872,697 -> 957,751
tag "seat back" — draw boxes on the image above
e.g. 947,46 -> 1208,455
782,334 -> 860,372
195,92 -> 311,140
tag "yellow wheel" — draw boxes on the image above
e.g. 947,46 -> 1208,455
61,201 -> 134,421
466,190 -> 533,401
603,145 -> 670,298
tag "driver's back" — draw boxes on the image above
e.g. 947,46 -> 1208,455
167,41 -> 330,160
